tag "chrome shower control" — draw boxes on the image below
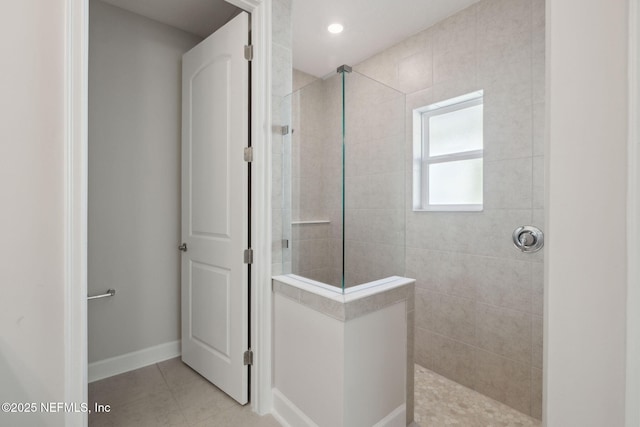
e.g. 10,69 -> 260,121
512,226 -> 544,253
519,232 -> 535,246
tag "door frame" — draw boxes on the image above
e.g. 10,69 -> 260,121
63,0 -> 273,424
627,0 -> 640,425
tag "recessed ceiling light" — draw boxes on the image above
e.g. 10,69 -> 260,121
327,23 -> 344,34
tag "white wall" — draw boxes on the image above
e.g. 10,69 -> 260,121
273,293 -> 345,426
344,302 -> 406,427
628,2 -> 640,425
546,0 -> 629,425
88,0 -> 200,363
0,2 -> 67,426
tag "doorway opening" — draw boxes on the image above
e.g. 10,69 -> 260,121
86,1 -> 259,424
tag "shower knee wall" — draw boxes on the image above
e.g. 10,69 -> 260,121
271,276 -> 415,427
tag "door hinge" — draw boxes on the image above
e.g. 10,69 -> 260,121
281,125 -> 289,135
244,248 -> 253,264
243,349 -> 253,366
282,239 -> 289,249
244,146 -> 253,162
244,45 -> 253,61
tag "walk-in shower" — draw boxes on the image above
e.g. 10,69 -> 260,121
280,67 -> 406,291
276,0 -> 545,421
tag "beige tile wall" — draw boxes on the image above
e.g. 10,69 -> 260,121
349,0 -> 545,418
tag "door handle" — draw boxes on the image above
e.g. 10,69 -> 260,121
178,243 -> 188,252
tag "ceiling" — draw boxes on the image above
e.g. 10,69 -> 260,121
292,0 -> 480,77
100,0 -> 480,77
100,0 -> 241,38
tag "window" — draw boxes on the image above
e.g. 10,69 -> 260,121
413,91 -> 484,211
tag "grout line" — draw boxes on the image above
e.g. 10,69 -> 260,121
156,361 -> 171,389
154,361 -> 190,425
415,286 -> 538,317
416,327 -> 532,368
404,244 -> 544,264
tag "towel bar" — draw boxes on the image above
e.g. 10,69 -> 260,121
88,289 -> 116,300
291,220 -> 330,225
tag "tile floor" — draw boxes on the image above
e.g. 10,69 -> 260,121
89,358 -> 541,426
88,358 -> 279,427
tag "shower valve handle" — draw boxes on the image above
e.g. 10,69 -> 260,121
518,231 -> 536,247
512,226 -> 544,253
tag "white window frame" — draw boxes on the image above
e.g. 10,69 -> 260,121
412,90 -> 484,212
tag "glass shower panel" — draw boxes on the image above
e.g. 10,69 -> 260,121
283,69 -> 406,291
281,93 -> 292,275
343,71 -> 406,287
284,75 -> 344,287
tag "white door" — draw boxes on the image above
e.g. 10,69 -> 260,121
181,12 -> 249,405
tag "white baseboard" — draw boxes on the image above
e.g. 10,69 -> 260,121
373,404 -> 406,427
272,388 -> 319,427
88,340 -> 181,383
272,388 -> 405,427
